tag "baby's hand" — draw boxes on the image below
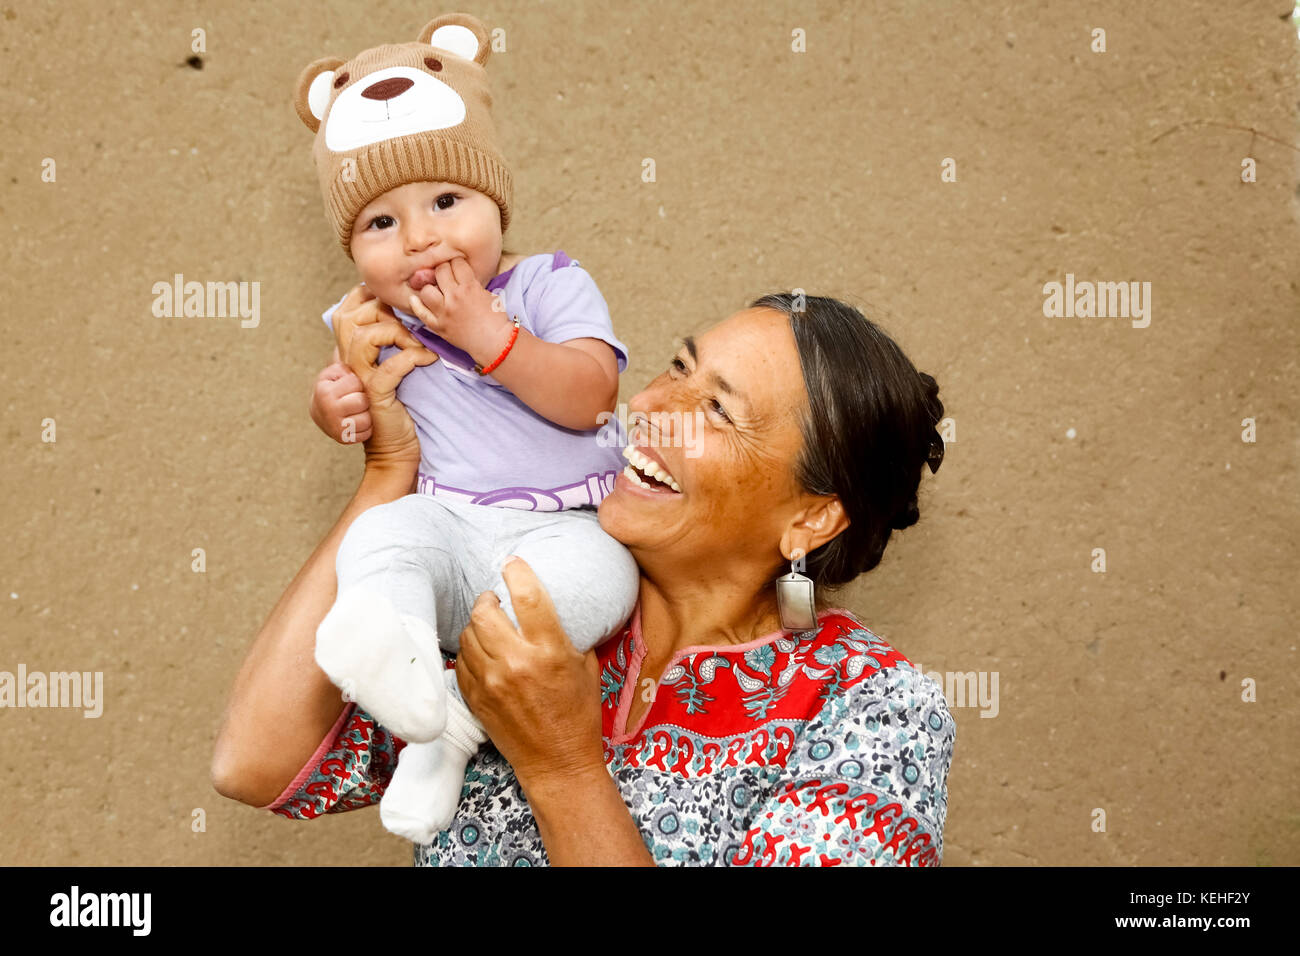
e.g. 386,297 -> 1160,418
310,354 -> 372,444
406,256 -> 511,362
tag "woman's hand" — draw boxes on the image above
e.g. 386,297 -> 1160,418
332,283 -> 438,473
454,557 -> 608,789
454,558 -> 656,865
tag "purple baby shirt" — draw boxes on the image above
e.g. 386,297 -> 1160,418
323,251 -> 630,511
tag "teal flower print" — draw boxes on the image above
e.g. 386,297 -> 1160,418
814,644 -> 848,666
744,644 -> 777,674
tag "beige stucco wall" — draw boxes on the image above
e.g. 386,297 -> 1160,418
1,0 -> 1296,865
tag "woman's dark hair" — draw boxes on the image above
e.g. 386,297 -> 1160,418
750,292 -> 945,594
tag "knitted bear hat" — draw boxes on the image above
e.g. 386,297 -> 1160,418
293,12 -> 512,258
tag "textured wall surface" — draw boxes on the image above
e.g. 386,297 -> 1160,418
1,0 -> 1296,866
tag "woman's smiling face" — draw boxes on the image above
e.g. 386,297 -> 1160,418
599,307 -> 815,574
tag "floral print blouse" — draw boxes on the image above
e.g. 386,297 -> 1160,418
265,603 -> 956,866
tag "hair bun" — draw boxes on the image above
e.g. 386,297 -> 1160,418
890,497 -> 921,531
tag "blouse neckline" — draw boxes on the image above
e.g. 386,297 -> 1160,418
608,600 -> 859,743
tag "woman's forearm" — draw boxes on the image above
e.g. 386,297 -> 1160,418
524,765 -> 657,866
210,462 -> 417,807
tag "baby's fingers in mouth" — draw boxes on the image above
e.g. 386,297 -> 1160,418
408,268 -> 437,291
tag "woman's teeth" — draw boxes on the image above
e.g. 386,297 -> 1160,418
621,446 -> 681,493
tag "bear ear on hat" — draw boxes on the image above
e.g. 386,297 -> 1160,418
417,12 -> 492,66
293,55 -> 347,132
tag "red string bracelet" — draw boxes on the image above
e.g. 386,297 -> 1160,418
475,318 -> 521,376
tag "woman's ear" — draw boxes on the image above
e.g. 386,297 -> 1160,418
781,496 -> 849,560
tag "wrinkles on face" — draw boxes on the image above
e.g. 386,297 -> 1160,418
601,308 -> 810,567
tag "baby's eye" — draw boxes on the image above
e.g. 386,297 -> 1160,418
366,214 -> 395,230
435,193 -> 457,210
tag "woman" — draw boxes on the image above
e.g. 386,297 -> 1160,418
211,290 -> 954,866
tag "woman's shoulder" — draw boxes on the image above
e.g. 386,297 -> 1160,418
710,608 -> 955,866
806,607 -> 922,675
801,608 -> 956,843
809,606 -> 953,729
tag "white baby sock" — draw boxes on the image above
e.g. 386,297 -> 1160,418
380,739 -> 448,844
378,669 -> 489,843
314,585 -> 448,743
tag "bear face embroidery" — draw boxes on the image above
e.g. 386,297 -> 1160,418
293,15 -> 490,154
317,61 -> 468,152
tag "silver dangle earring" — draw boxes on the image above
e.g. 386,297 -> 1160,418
776,548 -> 817,633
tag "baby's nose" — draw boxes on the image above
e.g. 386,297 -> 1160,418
361,77 -> 414,101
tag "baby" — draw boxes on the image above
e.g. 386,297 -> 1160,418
293,13 -> 641,843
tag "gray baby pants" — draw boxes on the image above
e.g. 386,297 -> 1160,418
335,493 -> 639,657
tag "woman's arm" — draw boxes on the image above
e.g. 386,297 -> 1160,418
210,464 -> 415,807
211,288 -> 435,807
522,765 -> 655,867
454,559 -> 655,866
